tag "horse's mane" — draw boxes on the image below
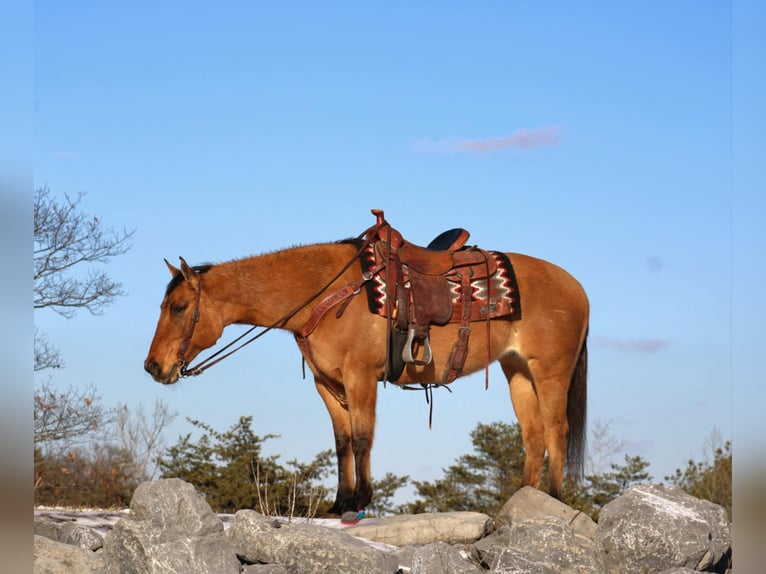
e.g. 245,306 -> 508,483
163,240 -> 359,297
165,264 -> 213,296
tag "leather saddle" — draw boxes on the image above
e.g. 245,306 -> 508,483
363,209 -> 505,382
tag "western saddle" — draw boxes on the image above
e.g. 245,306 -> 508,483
363,209 -> 517,383
298,209 -> 517,385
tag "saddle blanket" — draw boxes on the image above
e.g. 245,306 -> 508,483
358,242 -> 522,323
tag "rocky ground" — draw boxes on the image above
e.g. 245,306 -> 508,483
34,479 -> 733,573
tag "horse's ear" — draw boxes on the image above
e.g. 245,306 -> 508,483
178,257 -> 195,282
164,258 -> 181,277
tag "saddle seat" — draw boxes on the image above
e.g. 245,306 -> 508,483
367,209 -> 497,278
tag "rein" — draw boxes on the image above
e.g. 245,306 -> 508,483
176,223 -> 386,378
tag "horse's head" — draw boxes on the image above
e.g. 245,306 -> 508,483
144,257 -> 224,384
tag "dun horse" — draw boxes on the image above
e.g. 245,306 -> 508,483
144,210 -> 589,514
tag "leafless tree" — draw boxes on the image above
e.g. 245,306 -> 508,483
33,186 -> 135,447
34,186 -> 134,318
586,418 -> 628,476
114,399 -> 178,480
34,380 -> 110,452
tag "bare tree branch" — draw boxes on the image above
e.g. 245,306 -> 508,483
34,380 -> 111,452
34,327 -> 64,372
33,186 -> 135,318
586,418 -> 628,476
114,400 -> 178,480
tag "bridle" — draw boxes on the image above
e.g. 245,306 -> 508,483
174,219 -> 389,379
175,275 -> 202,376
175,272 -> 296,378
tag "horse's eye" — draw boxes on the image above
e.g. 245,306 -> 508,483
170,303 -> 187,316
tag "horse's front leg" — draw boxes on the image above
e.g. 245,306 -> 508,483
314,378 -> 355,515
345,371 -> 378,512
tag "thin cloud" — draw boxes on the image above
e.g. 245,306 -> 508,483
413,126 -> 561,154
593,336 -> 669,353
456,126 -> 561,153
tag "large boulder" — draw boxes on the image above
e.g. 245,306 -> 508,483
101,478 -> 240,573
409,541 -> 482,573
596,484 -> 732,573
345,510 -> 493,546
473,516 -> 603,573
227,509 -> 400,574
497,485 -> 598,539
34,535 -> 104,574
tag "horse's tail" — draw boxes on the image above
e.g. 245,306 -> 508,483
566,330 -> 588,484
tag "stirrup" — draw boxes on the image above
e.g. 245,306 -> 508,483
402,327 -> 432,365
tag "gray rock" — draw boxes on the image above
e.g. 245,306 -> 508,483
241,565 -> 290,574
474,516 -> 603,574
34,518 -> 62,542
34,518 -> 105,551
345,511 -> 493,546
102,478 -> 240,574
596,484 -> 732,573
60,522 -> 105,551
410,541 -> 482,573
228,509 -> 400,574
497,485 -> 598,540
34,535 -> 104,574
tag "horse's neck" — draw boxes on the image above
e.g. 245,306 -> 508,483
209,242 -> 355,330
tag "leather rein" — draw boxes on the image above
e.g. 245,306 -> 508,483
175,223 -> 387,379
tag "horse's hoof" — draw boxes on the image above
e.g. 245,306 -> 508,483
340,509 -> 365,525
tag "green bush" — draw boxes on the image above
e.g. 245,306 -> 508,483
158,416 -> 335,516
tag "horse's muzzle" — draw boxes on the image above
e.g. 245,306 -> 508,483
144,358 -> 178,385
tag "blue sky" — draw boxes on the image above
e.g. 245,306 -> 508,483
29,1 -> 764,503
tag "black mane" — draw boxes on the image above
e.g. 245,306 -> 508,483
164,263 -> 213,296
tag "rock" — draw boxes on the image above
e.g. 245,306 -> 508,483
596,484 -> 732,573
227,509 -> 400,574
497,485 -> 598,540
410,541 -> 482,573
241,565 -> 290,574
345,511 -> 493,546
473,516 -> 603,574
101,478 -> 241,573
34,535 -> 104,574
34,517 -> 105,551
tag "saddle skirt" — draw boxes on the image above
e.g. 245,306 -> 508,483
360,242 -> 521,326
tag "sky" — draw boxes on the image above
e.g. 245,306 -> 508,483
25,1 -> 765,506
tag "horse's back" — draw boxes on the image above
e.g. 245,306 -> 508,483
507,252 -> 589,319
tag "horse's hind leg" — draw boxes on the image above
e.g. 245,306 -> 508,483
502,360 -> 546,491
528,360 -> 573,499
314,378 -> 355,515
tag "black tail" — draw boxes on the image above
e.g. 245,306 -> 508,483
566,333 -> 588,484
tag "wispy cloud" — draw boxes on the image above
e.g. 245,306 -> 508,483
413,126 -> 561,154
592,336 -> 669,353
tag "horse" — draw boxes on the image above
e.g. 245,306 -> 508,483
144,211 -> 589,514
